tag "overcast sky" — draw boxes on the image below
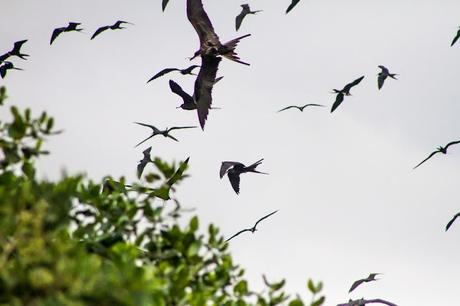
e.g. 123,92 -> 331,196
2,0 -> 460,305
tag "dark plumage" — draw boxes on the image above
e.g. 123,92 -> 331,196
226,210 -> 278,242
348,273 -> 381,293
50,22 -> 83,45
337,298 -> 397,306
445,212 -> 460,231
286,0 -> 301,14
0,40 -> 29,62
235,4 -> 262,31
91,20 -> 132,40
377,66 -> 398,90
331,76 -> 365,113
162,0 -> 170,11
277,103 -> 324,113
134,122 -> 196,147
450,27 -> 460,47
413,140 -> 460,169
220,159 -> 267,194
147,65 -> 200,83
0,61 -> 23,79
137,147 -> 153,179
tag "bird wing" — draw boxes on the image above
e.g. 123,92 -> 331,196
303,103 -> 324,108
147,68 -> 179,82
286,0 -> 301,14
446,213 -> 460,231
0,65 -> 7,79
445,140 -> 460,150
364,299 -> 398,306
0,53 -> 10,63
331,93 -> 344,113
194,55 -> 222,129
134,134 -> 155,148
225,228 -> 252,242
254,210 -> 278,229
451,29 -> 460,47
378,65 -> 389,74
137,159 -> 150,179
167,126 -> 197,132
50,27 -> 65,45
220,162 -> 242,178
413,150 -> 441,169
378,73 -> 387,90
348,279 -> 365,293
277,105 -> 297,112
186,0 -> 220,46
162,0 -> 170,11
169,80 -> 194,105
91,26 -> 110,40
227,171 -> 241,194
343,76 -> 365,93
134,121 -> 160,132
12,40 -> 28,54
235,10 -> 247,31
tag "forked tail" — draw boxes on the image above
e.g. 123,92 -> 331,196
223,34 -> 251,66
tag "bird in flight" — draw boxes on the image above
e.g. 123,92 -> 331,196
220,159 -> 267,194
278,103 -> 324,113
286,0 -> 301,14
0,40 -> 29,62
0,61 -> 23,79
337,298 -> 397,306
137,147 -> 153,179
147,65 -> 200,83
413,140 -> 460,169
226,210 -> 278,242
445,212 -> 460,231
331,76 -> 365,113
377,66 -> 398,90
235,4 -> 262,31
169,79 -> 222,111
91,20 -> 133,40
50,22 -> 84,45
450,27 -> 460,47
133,122 -> 197,147
348,273 -> 381,293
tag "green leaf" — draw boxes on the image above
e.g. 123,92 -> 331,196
311,296 -> 325,306
289,299 -> 304,306
234,280 -> 248,296
307,279 -> 315,294
189,216 -> 199,232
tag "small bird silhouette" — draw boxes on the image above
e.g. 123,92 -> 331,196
235,4 -> 262,31
50,22 -> 83,45
226,210 -> 278,242
137,147 -> 153,179
337,298 -> 397,306
450,27 -> 460,47
286,0 -> 301,14
331,76 -> 365,113
445,212 -> 460,231
0,61 -> 23,79
91,21 -> 133,40
413,140 -> 460,169
220,159 -> 267,194
134,122 -> 196,147
349,273 -> 381,293
377,66 -> 398,90
147,65 -> 200,83
277,103 -> 324,113
0,40 -> 29,62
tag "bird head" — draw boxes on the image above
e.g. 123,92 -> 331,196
188,51 -> 201,61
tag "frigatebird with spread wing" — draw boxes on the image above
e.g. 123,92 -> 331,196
226,210 -> 278,242
413,140 -> 460,169
91,21 -> 133,40
133,122 -> 196,147
220,158 -> 267,194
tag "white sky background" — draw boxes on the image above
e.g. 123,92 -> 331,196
2,0 -> 460,305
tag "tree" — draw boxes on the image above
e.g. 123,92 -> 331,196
0,86 -> 325,306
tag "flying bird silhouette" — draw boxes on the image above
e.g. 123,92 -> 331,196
450,27 -> 460,47
91,21 -> 133,40
235,4 -> 262,31
445,212 -> 460,231
286,0 -> 301,14
50,22 -> 83,45
169,79 -> 222,111
413,140 -> 460,169
220,158 -> 267,194
0,40 -> 29,62
349,273 -> 381,293
277,103 -> 324,113
137,147 -> 153,179
0,61 -> 23,79
377,66 -> 398,90
134,122 -> 196,147
147,65 -> 200,83
337,298 -> 397,306
331,76 -> 365,113
226,210 -> 278,242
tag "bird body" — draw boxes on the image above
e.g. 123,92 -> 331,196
220,159 -> 267,194
0,61 -> 23,79
348,273 -> 381,293
446,212 -> 460,231
377,65 -> 398,90
147,65 -> 200,83
134,122 -> 197,147
0,40 -> 29,62
50,22 -> 83,45
277,103 -> 324,113
91,20 -> 132,40
413,140 -> 460,169
235,4 -> 262,31
226,210 -> 278,242
331,76 -> 365,113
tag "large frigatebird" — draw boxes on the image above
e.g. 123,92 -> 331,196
377,66 -> 398,90
235,4 -> 262,31
349,273 -> 381,293
413,140 -> 460,169
50,22 -> 84,45
226,210 -> 278,242
133,122 -> 196,147
331,76 -> 365,113
0,40 -> 29,62
0,61 -> 23,79
91,21 -> 133,40
220,159 -> 267,194
147,65 -> 200,83
278,103 -> 324,113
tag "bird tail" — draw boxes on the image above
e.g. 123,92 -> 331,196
390,74 -> 398,79
223,34 -> 251,66
246,158 -> 268,174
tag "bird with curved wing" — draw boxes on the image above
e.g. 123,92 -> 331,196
50,22 -> 83,45
331,76 -> 365,113
91,20 -> 133,40
235,4 -> 262,31
220,158 -> 267,194
348,273 -> 381,293
377,66 -> 398,90
134,122 -> 197,147
147,65 -> 199,83
226,210 -> 278,242
278,103 -> 324,113
0,40 -> 29,63
0,61 -> 23,79
413,140 -> 460,169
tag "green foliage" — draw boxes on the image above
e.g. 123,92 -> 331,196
0,87 -> 325,305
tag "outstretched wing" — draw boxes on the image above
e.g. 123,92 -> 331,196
451,29 -> 460,47
413,150 -> 441,169
277,105 -> 297,112
378,73 -> 387,90
254,210 -> 278,229
220,161 -> 242,178
446,213 -> 460,231
50,27 -> 65,45
348,279 -> 365,293
235,10 -> 247,31
91,26 -> 110,40
343,75 -> 365,93
365,299 -> 398,306
330,93 -> 344,113
445,140 -> 460,150
134,121 -> 159,132
169,80 -> 194,104
286,0 -> 301,14
162,0 -> 170,11
227,171 -> 241,194
194,55 -> 222,129
186,0 -> 220,46
148,68 -> 179,82
225,228 -> 251,242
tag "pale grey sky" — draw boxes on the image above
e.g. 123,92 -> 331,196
2,0 -> 460,305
